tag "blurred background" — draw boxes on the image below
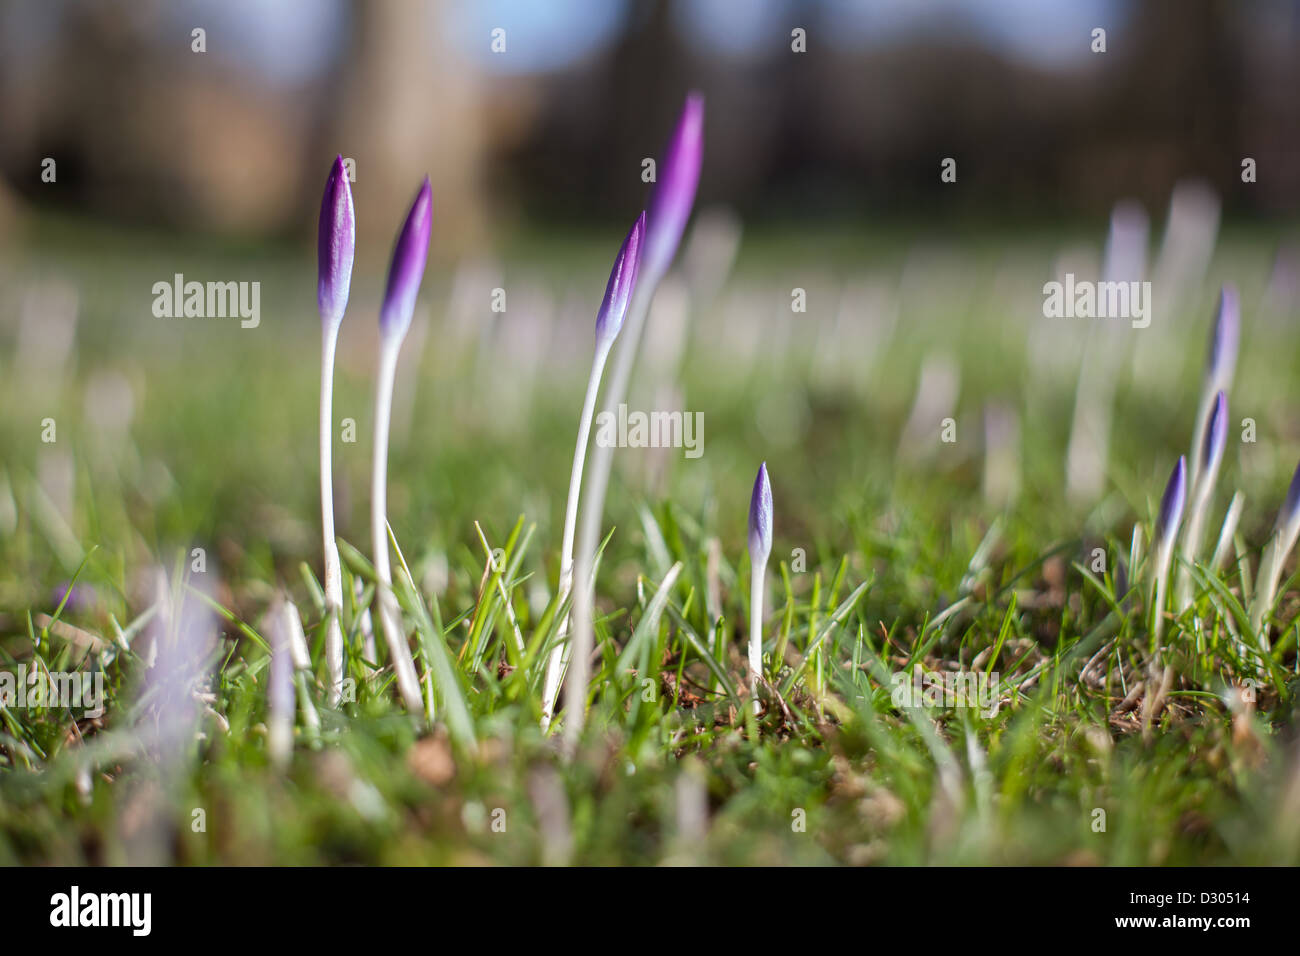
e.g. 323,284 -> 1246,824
1,0 -> 1298,248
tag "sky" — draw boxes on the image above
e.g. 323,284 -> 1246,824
0,0 -> 1134,82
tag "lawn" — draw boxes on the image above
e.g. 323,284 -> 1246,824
1,212 -> 1297,866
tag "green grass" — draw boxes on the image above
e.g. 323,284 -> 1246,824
0,218 -> 1298,865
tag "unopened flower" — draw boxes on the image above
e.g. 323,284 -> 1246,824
541,213 -> 647,732
317,155 -> 355,329
371,178 -> 433,714
572,96 -> 708,697
1205,285 -> 1239,395
1149,456 -> 1186,646
1203,391 -> 1228,476
316,155 -> 356,705
1176,393 -> 1227,611
1156,456 -> 1187,554
1190,286 -> 1239,490
379,177 -> 433,342
747,462 -> 773,706
643,92 -> 705,287
540,214 -> 647,733
594,212 -> 646,351
1251,459 -> 1300,653
748,462 -> 773,564
1276,459 -> 1300,549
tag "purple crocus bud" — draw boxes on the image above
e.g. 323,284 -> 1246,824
317,155 -> 356,328
1155,456 -> 1187,552
594,212 -> 645,351
379,177 -> 433,341
1276,459 -> 1300,538
643,92 -> 705,285
1205,285 -> 1239,390
748,462 -> 773,564
1201,391 -> 1228,476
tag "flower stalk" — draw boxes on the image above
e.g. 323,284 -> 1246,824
747,462 -> 773,709
540,213 -> 645,732
1175,391 -> 1227,610
371,177 -> 432,715
565,97 -> 705,697
317,155 -> 355,707
1249,460 -> 1300,653
268,595 -> 295,769
1149,456 -> 1187,649
1189,287 -> 1238,490
550,95 -> 704,734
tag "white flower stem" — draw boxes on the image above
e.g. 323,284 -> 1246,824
748,559 -> 766,711
372,338 -> 423,714
268,598 -> 294,769
1249,513 -> 1300,658
354,577 -> 377,675
562,539 -> 596,751
1149,543 -> 1173,651
1209,491 -> 1244,574
540,343 -> 610,730
1174,485 -> 1211,612
1188,388 -> 1213,492
1249,537 -> 1280,654
320,323 -> 345,707
549,282 -> 663,733
583,283 -> 654,544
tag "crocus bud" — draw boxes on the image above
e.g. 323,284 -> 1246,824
748,462 -> 773,564
1205,285 -> 1239,393
594,212 -> 645,351
1201,391 -> 1227,478
643,92 -> 705,285
1275,459 -> 1300,554
379,177 -> 433,342
317,155 -> 356,328
1156,456 -> 1187,554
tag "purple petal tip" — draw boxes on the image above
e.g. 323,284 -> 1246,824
594,211 -> 645,348
748,462 -> 773,561
379,177 -> 433,340
1202,391 -> 1228,475
1156,455 -> 1187,546
643,92 -> 705,283
1207,284 -> 1239,384
317,155 -> 356,327
1279,459 -> 1300,533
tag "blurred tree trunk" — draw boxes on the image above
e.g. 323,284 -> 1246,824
337,0 -> 486,258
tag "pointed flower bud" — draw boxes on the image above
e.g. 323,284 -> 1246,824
379,177 -> 433,341
594,211 -> 645,351
1251,457 -> 1300,648
1205,285 -> 1239,393
1155,456 -> 1187,554
643,92 -> 704,285
1275,458 -> 1300,547
748,462 -> 773,564
1201,391 -> 1227,478
318,156 -> 356,328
